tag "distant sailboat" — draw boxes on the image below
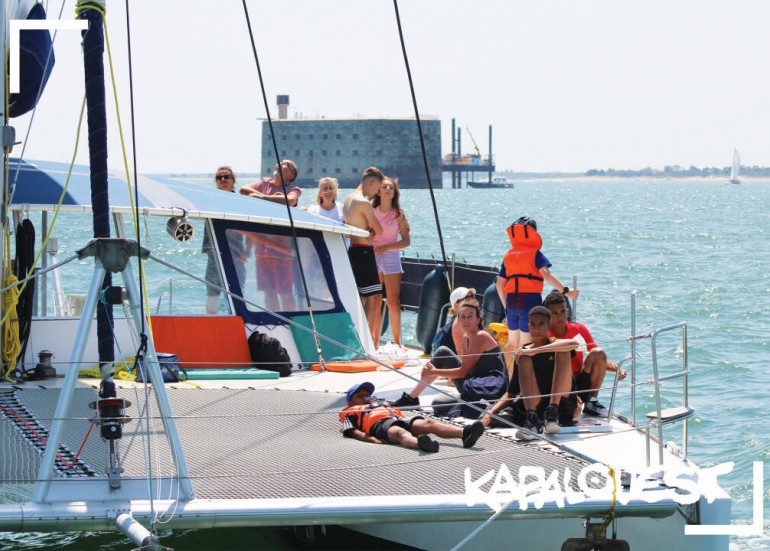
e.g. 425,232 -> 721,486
728,149 -> 741,184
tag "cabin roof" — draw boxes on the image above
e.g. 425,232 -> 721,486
7,159 -> 368,237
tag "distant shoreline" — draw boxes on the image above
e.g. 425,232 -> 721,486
158,173 -> 767,184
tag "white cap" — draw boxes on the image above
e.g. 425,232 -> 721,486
449,286 -> 476,307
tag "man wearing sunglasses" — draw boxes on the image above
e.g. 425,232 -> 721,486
204,166 -> 247,313
239,159 -> 301,206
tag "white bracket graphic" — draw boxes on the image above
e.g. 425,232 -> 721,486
685,461 -> 764,537
9,19 -> 89,94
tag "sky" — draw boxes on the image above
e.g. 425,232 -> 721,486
10,0 -> 770,174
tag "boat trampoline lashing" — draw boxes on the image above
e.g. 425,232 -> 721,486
0,391 -> 96,475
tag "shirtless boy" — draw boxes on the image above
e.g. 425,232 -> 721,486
343,166 -> 385,341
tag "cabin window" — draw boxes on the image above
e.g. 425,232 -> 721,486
145,218 -> 231,316
214,220 -> 344,325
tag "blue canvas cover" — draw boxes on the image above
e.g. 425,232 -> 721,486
9,3 -> 55,118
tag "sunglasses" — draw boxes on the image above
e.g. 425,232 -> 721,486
216,174 -> 233,181
381,184 -> 395,189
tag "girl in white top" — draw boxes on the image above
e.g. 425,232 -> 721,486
307,177 -> 344,223
371,177 -> 410,348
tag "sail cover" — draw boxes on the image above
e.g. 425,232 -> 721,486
8,1 -> 55,118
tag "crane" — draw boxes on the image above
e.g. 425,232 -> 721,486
465,127 -> 481,157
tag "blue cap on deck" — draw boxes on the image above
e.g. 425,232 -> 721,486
346,381 -> 375,402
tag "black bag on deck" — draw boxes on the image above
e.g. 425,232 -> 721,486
248,331 -> 292,377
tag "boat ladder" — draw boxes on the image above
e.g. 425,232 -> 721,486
607,293 -> 694,467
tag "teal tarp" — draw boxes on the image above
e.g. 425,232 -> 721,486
290,312 -> 365,363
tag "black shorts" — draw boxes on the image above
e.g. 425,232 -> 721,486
575,370 -> 592,402
370,415 -> 424,443
348,245 -> 382,297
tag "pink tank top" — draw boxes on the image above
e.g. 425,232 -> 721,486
373,207 -> 399,247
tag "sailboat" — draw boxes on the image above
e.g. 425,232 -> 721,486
728,149 -> 741,184
0,4 -> 733,550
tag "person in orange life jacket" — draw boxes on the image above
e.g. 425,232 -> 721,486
341,382 -> 484,453
543,290 -> 626,417
481,305 -> 578,440
495,216 -> 580,355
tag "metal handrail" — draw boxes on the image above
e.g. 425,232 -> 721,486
611,293 -> 692,467
648,320 -> 690,465
155,279 -> 173,314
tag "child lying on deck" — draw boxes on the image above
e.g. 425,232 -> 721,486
340,382 -> 484,453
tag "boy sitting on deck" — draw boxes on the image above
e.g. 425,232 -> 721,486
479,306 -> 578,440
341,382 -> 484,453
543,290 -> 626,417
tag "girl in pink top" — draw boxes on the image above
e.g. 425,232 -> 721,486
371,177 -> 411,348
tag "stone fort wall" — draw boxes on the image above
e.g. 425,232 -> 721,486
260,118 -> 441,189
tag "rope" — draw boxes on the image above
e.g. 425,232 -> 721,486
2,275 -> 21,381
239,0 -> 327,370
392,0 -> 450,279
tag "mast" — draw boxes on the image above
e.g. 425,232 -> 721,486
79,0 -> 114,370
0,0 -> 7,370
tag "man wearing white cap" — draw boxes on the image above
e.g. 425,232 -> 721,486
393,287 -> 476,408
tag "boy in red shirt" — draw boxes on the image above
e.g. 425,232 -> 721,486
543,290 -> 626,416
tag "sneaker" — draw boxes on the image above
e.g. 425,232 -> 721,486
515,409 -> 543,441
392,392 -> 420,408
584,397 -> 609,417
461,421 -> 484,448
417,434 -> 439,453
543,404 -> 561,434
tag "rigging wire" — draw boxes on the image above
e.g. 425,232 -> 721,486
240,0 -> 326,369
122,0 -> 159,535
392,0 -> 449,277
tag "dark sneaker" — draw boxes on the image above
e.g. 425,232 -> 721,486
584,397 -> 609,417
543,404 -> 561,434
417,434 -> 439,453
515,409 -> 543,441
392,392 -> 420,408
462,421 -> 484,448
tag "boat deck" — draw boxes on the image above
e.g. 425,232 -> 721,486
2,375 -> 596,502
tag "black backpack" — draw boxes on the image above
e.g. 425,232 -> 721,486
248,331 -> 293,377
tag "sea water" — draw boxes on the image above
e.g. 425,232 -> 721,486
1,178 -> 768,550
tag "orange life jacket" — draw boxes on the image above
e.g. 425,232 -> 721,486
503,223 -> 544,294
340,403 -> 403,433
